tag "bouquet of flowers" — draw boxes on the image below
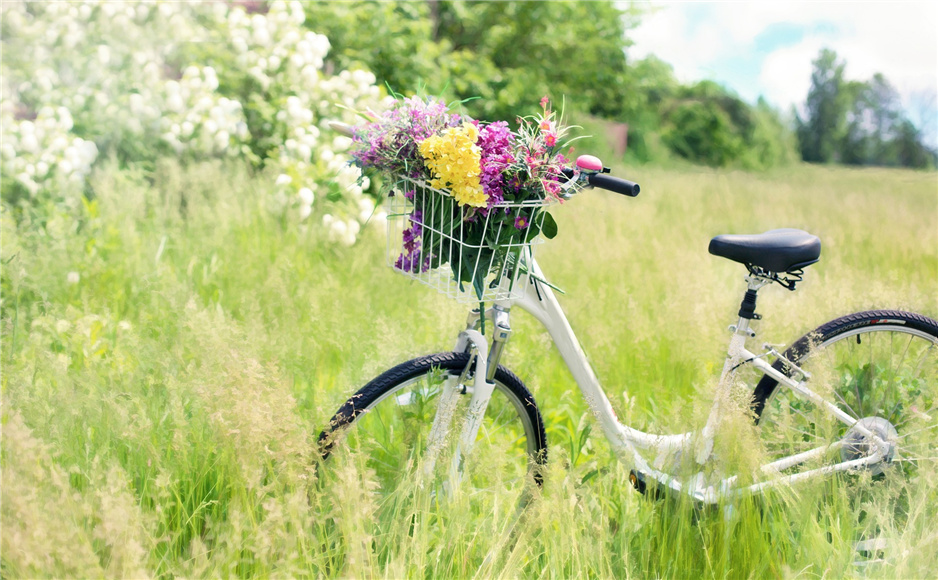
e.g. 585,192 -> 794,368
349,95 -> 579,300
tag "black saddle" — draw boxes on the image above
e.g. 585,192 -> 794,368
709,229 -> 821,273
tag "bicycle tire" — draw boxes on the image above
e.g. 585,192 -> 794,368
752,310 -> 938,476
318,352 -> 547,499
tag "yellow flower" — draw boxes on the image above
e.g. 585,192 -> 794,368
418,123 -> 487,207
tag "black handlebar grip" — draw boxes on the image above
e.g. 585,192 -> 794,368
588,173 -> 640,197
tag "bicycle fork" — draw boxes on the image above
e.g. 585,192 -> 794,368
422,307 -> 512,489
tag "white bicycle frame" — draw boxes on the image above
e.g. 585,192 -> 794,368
325,120 -> 894,502
435,255 -> 893,504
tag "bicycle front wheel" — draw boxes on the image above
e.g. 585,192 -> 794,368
753,310 -> 938,477
318,352 -> 547,503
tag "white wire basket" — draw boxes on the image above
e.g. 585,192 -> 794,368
386,176 -> 553,303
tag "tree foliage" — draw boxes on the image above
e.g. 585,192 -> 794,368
304,0 -> 633,123
660,81 -> 795,169
797,49 -> 935,168
796,49 -> 848,163
305,0 -> 798,169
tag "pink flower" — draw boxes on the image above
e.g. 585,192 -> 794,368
540,96 -> 549,109
544,132 -> 557,147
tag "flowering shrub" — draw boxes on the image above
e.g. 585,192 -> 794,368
350,96 -> 579,297
1,0 -> 387,244
1,106 -> 98,206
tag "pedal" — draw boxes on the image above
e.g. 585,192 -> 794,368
628,470 -> 647,494
629,469 -> 664,500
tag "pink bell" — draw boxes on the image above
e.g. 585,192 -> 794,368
575,155 -> 603,172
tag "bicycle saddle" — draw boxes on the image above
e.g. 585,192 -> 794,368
708,229 -> 821,273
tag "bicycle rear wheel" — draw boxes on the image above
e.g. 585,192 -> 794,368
753,310 -> 938,477
318,352 -> 547,504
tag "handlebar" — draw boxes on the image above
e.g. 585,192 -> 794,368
586,172 -> 640,197
560,167 -> 641,197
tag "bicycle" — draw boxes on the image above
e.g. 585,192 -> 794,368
317,150 -> 937,510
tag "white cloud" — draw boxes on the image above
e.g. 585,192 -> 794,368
759,38 -> 826,114
627,1 -> 937,115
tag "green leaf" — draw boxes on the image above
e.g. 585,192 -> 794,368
541,212 -> 558,239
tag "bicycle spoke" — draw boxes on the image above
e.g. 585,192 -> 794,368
895,422 -> 938,439
758,319 -> 937,491
833,389 -> 860,421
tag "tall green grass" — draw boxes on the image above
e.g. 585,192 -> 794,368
2,158 -> 936,577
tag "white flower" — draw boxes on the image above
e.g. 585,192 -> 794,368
275,173 -> 292,187
358,197 -> 376,222
214,130 -> 230,149
232,36 -> 248,54
66,271 -> 80,284
330,219 -> 347,238
298,187 -> 314,205
97,44 -> 111,65
166,94 -> 184,112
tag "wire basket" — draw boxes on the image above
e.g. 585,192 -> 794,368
386,176 -> 553,303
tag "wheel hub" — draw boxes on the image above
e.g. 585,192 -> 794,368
841,417 -> 898,475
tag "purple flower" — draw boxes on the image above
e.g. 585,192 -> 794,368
395,209 -> 431,273
350,96 -> 462,178
477,122 -> 515,210
514,215 -> 530,229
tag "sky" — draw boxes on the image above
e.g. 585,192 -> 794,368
624,1 -> 938,145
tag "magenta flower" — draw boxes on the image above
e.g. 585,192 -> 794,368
514,215 -> 529,229
478,122 -> 515,211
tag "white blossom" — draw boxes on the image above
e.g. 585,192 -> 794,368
2,0 -> 386,244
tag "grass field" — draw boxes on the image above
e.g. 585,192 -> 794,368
2,158 -> 936,577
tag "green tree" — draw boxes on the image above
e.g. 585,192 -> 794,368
303,1 -> 799,169
303,2 -> 446,95
841,74 -> 903,165
893,119 -> 936,168
432,1 -> 634,120
742,98 -> 799,169
796,48 -> 849,163
619,55 -> 680,162
304,0 -> 636,123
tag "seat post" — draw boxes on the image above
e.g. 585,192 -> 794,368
699,272 -> 774,464
733,273 -> 773,334
738,287 -> 760,320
